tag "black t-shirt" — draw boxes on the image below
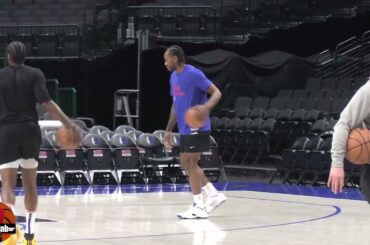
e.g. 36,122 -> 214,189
0,65 -> 51,125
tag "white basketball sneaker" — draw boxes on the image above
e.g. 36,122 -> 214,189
205,192 -> 227,214
177,204 -> 208,219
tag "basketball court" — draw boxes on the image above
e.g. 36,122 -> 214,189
11,182 -> 370,244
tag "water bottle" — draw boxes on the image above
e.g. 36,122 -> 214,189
117,23 -> 122,44
128,16 -> 135,38
126,28 -> 130,39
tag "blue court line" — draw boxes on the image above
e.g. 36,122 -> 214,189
222,182 -> 365,201
37,194 -> 341,243
15,182 -> 365,201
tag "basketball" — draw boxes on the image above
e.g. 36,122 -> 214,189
346,128 -> 370,165
0,204 -> 16,242
185,106 -> 207,128
0,208 -> 4,222
56,126 -> 82,149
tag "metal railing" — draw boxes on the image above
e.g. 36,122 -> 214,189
315,49 -> 335,79
361,30 -> 370,77
126,5 -> 218,42
334,36 -> 362,78
314,31 -> 370,79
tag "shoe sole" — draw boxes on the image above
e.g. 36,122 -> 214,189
177,214 -> 208,219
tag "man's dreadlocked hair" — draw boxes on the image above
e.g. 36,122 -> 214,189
6,41 -> 27,65
166,45 -> 186,64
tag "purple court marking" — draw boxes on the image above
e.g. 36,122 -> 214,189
220,182 -> 365,201
15,182 -> 365,201
36,194 -> 341,243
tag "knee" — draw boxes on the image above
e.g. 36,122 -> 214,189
184,161 -> 199,173
1,187 -> 15,203
181,154 -> 201,171
182,162 -> 193,173
181,162 -> 195,173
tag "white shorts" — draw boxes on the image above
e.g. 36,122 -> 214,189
0,158 -> 38,170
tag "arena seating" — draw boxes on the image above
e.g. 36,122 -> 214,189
36,121 -> 224,186
214,76 -> 367,186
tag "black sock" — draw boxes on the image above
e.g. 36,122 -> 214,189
24,233 -> 34,241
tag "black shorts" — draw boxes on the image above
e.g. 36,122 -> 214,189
180,131 -> 211,153
0,121 -> 42,164
360,164 -> 370,204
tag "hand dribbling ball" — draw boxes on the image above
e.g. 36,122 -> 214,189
185,106 -> 207,128
56,126 -> 82,149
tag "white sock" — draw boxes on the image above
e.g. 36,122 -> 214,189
26,212 -> 36,235
193,194 -> 205,209
202,182 -> 218,196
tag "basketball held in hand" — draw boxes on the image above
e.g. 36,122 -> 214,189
346,128 -> 370,165
185,105 -> 208,129
56,126 -> 82,149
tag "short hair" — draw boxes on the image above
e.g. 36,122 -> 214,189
166,45 -> 185,64
6,41 -> 27,65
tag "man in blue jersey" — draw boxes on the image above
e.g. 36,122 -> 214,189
163,45 -> 227,219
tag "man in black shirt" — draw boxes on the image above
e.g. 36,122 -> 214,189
0,41 -> 79,245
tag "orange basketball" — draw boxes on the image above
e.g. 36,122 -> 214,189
185,107 -> 207,128
0,203 -> 16,242
56,126 -> 82,149
346,128 -> 370,165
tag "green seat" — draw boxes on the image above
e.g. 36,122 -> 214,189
46,79 -> 60,103
59,87 -> 77,117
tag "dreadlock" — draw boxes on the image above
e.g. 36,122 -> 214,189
6,41 -> 27,65
166,45 -> 186,64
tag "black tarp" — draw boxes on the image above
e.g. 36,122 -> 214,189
188,49 -> 314,94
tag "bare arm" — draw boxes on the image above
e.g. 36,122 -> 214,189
164,102 -> 176,149
328,82 -> 370,194
204,83 -> 222,111
41,100 -> 74,129
165,102 -> 177,132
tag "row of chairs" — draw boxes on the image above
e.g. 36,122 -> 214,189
212,113 -> 337,164
220,107 -> 326,121
270,135 -> 360,186
40,131 -> 142,185
0,27 -> 82,57
276,89 -> 355,100
212,116 -> 342,186
219,96 -> 348,117
305,76 -> 367,90
0,15 -> 92,26
0,2 -> 92,25
38,125 -> 224,185
215,117 -> 276,167
128,5 -> 217,38
271,136 -> 332,185
213,115 -> 336,138
5,0 -> 88,7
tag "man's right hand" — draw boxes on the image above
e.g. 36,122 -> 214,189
327,167 -> 345,194
164,131 -> 173,150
